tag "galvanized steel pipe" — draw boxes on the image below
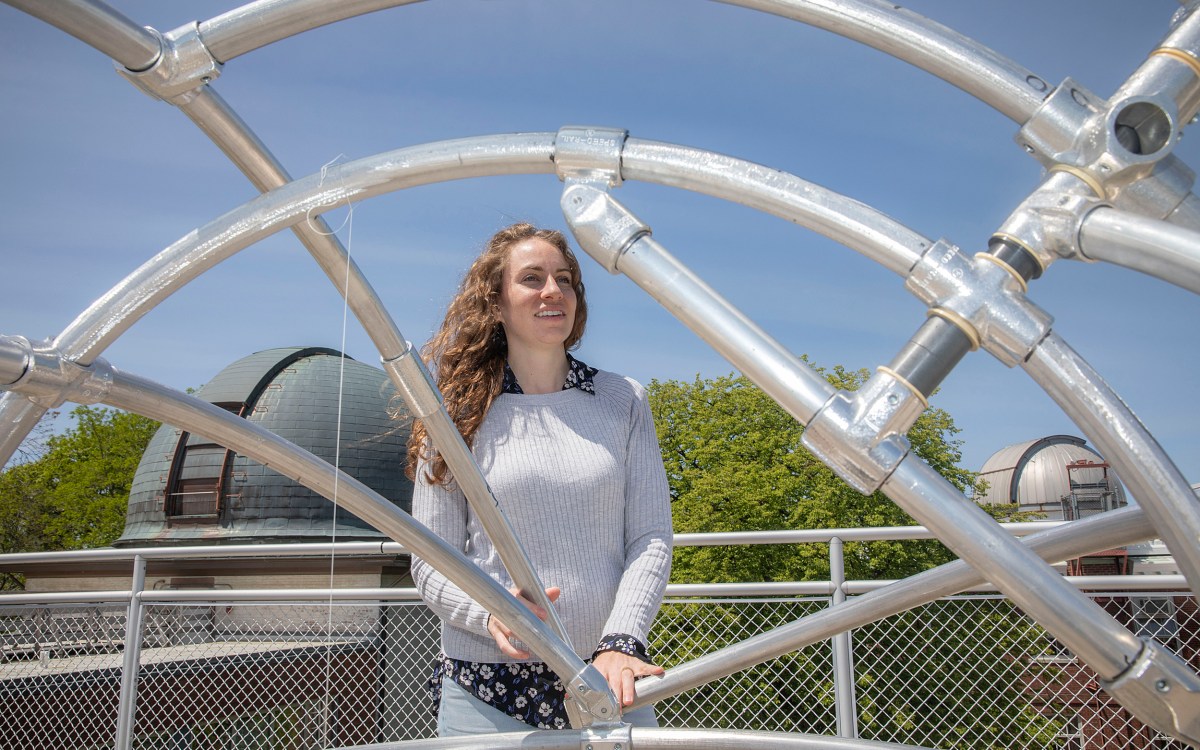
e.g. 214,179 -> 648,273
1025,332 -> 1200,597
1079,206 -> 1200,294
636,505 -> 1157,706
2,0 -> 161,71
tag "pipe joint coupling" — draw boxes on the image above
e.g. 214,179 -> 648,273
1018,78 -> 1104,175
555,126 -> 628,188
561,183 -> 650,274
1099,638 -> 1200,745
580,721 -> 632,749
381,345 -> 442,419
1018,78 -> 1190,208
0,335 -> 32,388
993,176 -> 1103,267
0,338 -> 113,408
117,22 -> 221,104
567,664 -> 622,727
906,240 -> 1054,367
801,369 -> 924,495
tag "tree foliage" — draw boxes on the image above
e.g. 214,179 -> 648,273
647,364 -> 1022,584
0,406 -> 159,586
646,365 -> 1060,747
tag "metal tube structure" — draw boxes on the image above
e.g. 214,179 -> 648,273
0,346 -> 621,722
4,0 -> 1200,740
177,89 -> 408,362
635,504 -> 1155,707
173,89 -> 581,708
337,728 -> 938,750
0,133 -> 557,468
883,459 -> 1200,740
1,0 -> 161,71
556,192 -> 1200,734
188,0 -> 1045,123
716,0 -> 1047,124
0,132 -> 937,471
114,555 -> 147,750
882,458 -> 1142,678
0,521 -> 1065,568
829,537 -> 858,739
199,0 -> 422,63
1024,332 -> 1200,594
618,140 -> 929,276
1,573 -> 1190,607
559,190 -> 835,423
1079,206 -> 1200,294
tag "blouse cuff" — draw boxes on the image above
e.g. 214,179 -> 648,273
592,632 -> 651,663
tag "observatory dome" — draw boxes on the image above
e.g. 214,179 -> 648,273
115,347 -> 411,547
976,434 -> 1127,520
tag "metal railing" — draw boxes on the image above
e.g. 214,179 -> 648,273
0,531 -> 1193,750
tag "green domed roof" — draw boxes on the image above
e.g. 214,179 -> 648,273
115,347 -> 412,547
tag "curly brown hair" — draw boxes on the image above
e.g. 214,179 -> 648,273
405,223 -> 588,486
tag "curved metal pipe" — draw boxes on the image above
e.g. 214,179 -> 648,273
1079,206 -> 1200,294
190,0 -> 1045,124
2,0 -> 161,71
0,133 -> 930,466
620,139 -> 929,276
337,727 -> 937,750
1024,331 -> 1200,597
179,87 -> 411,356
45,360 -> 604,703
50,133 -> 555,367
637,504 -> 1154,705
200,0 -> 423,63
716,0 -> 1047,123
177,72 -> 579,669
882,457 -> 1142,679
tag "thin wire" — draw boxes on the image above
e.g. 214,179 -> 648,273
318,153 -> 354,749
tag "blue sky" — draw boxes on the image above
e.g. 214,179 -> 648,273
1,1 -> 1197,491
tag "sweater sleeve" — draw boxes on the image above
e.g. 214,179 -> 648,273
600,379 -> 673,644
410,465 -> 492,638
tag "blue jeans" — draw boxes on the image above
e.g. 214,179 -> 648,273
437,676 -> 659,737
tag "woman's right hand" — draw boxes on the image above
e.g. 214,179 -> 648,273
487,586 -> 561,659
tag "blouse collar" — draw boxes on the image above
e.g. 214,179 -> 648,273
502,353 -> 597,395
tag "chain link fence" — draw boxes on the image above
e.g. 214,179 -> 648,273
0,592 -> 1195,749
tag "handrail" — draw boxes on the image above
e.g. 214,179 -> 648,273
0,576 -> 1188,607
0,520 -> 1078,569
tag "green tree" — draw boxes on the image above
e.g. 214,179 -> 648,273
0,405 -> 159,585
646,366 -> 1056,748
649,364 -> 1010,584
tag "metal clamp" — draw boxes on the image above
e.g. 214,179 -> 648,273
801,369 -> 924,495
1017,76 -> 1194,218
568,664 -> 622,727
1100,638 -> 1200,745
906,240 -> 1053,367
0,335 -> 113,408
561,183 -> 650,274
992,172 -> 1105,267
580,721 -> 632,750
555,126 -> 628,188
380,344 -> 442,419
1019,77 -> 1182,190
117,22 -> 221,104
1017,77 -> 1104,173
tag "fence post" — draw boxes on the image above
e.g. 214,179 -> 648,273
114,554 -> 147,750
829,537 -> 859,738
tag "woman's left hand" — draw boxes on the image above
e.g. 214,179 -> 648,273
592,650 -> 664,708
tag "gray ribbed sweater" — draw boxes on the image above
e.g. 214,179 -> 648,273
411,369 -> 672,663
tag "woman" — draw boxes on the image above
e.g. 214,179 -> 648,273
407,223 -> 673,735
